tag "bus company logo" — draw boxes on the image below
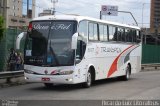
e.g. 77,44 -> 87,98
51,24 -> 71,30
44,70 -> 48,75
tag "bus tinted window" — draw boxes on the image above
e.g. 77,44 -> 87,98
126,29 -> 132,42
136,31 -> 141,43
117,28 -> 122,41
108,25 -> 116,41
121,28 -> 125,41
132,30 -> 137,42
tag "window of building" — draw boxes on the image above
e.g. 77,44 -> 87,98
13,12 -> 16,16
13,6 -> 16,10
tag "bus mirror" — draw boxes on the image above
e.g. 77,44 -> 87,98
16,32 -> 27,50
78,34 -> 87,44
71,33 -> 78,49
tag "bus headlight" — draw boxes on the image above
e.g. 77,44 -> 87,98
24,69 -> 35,74
59,70 -> 74,75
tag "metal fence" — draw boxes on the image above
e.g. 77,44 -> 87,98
142,34 -> 160,64
0,28 -> 24,71
142,44 -> 160,64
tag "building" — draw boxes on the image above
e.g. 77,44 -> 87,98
150,0 -> 160,34
39,10 -> 52,17
0,0 -> 35,29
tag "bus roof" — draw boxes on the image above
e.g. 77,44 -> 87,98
33,15 -> 140,30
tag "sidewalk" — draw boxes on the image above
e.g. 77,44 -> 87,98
0,76 -> 26,88
141,65 -> 160,71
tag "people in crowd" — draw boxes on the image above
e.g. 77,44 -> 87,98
7,48 -> 17,71
7,48 -> 24,71
16,52 -> 24,70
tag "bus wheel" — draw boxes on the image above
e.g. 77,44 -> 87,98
83,70 -> 92,88
44,83 -> 54,88
121,64 -> 131,81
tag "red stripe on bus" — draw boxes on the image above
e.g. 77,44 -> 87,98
107,45 -> 134,78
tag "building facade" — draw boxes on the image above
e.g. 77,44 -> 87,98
150,0 -> 160,34
39,10 -> 52,17
0,0 -> 35,29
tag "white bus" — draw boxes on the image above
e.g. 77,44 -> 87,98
17,15 -> 141,88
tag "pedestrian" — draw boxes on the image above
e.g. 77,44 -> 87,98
7,48 -> 17,71
16,52 -> 24,70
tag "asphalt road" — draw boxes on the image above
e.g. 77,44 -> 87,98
0,71 -> 160,101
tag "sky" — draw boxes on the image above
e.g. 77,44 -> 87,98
36,0 -> 151,28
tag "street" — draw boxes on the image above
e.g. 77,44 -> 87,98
0,71 -> 160,100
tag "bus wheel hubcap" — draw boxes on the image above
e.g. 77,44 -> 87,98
126,66 -> 130,79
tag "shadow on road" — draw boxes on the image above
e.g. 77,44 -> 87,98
27,77 -> 137,92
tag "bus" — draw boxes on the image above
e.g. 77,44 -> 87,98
16,15 -> 141,88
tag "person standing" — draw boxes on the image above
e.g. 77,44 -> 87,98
16,52 -> 24,70
7,48 -> 17,71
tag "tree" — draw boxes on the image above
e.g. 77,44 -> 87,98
0,16 -> 5,41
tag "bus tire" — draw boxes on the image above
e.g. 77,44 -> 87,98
44,83 -> 54,88
83,70 -> 92,88
121,64 -> 131,81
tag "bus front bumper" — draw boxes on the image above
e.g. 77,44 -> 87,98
24,73 -> 75,84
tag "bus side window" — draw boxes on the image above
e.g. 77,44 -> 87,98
79,21 -> 88,39
104,25 -> 108,41
89,22 -> 98,41
126,29 -> 133,42
89,23 -> 94,40
117,27 -> 123,41
136,30 -> 141,43
76,40 -> 86,63
108,25 -> 116,41
99,24 -> 108,41
132,30 -> 137,43
94,23 -> 98,40
121,28 -> 125,42
99,24 -> 104,41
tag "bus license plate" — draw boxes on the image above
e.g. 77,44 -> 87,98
42,78 -> 50,81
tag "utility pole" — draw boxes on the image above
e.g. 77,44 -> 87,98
51,0 -> 58,15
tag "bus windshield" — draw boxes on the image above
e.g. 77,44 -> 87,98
24,21 -> 77,66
